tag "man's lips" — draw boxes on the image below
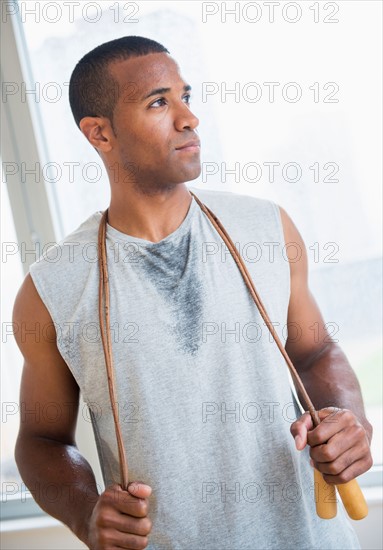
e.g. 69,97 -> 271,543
175,140 -> 201,151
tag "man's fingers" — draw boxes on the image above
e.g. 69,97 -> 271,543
317,456 -> 371,485
291,407 -> 372,485
127,481 -> 152,499
310,424 -> 364,463
87,484 -> 153,549
310,424 -> 372,482
106,515 -> 152,537
310,433 -> 362,475
307,408 -> 355,447
96,529 -> 149,550
105,484 -> 151,517
290,411 -> 313,449
113,532 -> 149,550
118,495 -> 150,519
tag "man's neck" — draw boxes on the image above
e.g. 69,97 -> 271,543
107,183 -> 193,243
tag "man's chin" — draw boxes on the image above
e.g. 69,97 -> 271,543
183,164 -> 202,183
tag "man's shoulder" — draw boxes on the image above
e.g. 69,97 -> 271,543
188,185 -> 279,222
55,210 -> 101,250
29,211 -> 101,273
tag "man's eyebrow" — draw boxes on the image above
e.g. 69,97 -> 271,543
143,84 -> 191,100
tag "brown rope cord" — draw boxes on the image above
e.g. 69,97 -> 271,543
98,209 -> 129,490
97,191 -> 321,490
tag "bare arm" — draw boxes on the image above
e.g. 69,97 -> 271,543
280,208 -> 373,484
14,274 -> 152,549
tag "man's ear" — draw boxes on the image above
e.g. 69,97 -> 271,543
79,117 -> 114,153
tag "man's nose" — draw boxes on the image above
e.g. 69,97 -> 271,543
174,102 -> 199,132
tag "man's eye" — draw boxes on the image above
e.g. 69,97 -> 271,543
150,98 -> 166,108
183,94 -> 191,104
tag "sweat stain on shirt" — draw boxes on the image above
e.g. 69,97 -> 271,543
138,231 -> 207,356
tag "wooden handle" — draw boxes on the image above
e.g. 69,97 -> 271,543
337,479 -> 368,520
314,468 -> 337,519
314,469 -> 368,520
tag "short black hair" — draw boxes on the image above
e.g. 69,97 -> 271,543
69,36 -> 169,128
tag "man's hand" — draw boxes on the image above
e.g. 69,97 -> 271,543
291,408 -> 373,485
85,481 -> 152,550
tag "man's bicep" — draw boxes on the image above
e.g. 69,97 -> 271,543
279,207 -> 333,367
13,274 -> 80,443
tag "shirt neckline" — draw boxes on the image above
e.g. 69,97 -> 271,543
96,195 -> 198,247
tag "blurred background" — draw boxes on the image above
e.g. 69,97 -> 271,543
1,1 -> 382,548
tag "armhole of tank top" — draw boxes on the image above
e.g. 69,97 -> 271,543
28,265 -> 83,391
268,201 -> 285,246
266,200 -> 303,411
88,409 -> 109,490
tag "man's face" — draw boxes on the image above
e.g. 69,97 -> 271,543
107,52 -> 201,189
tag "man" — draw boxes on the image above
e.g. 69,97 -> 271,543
14,36 -> 372,549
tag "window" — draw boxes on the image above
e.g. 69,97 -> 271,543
1,174 -> 24,500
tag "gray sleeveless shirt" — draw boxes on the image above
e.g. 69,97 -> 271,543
29,187 -> 360,549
